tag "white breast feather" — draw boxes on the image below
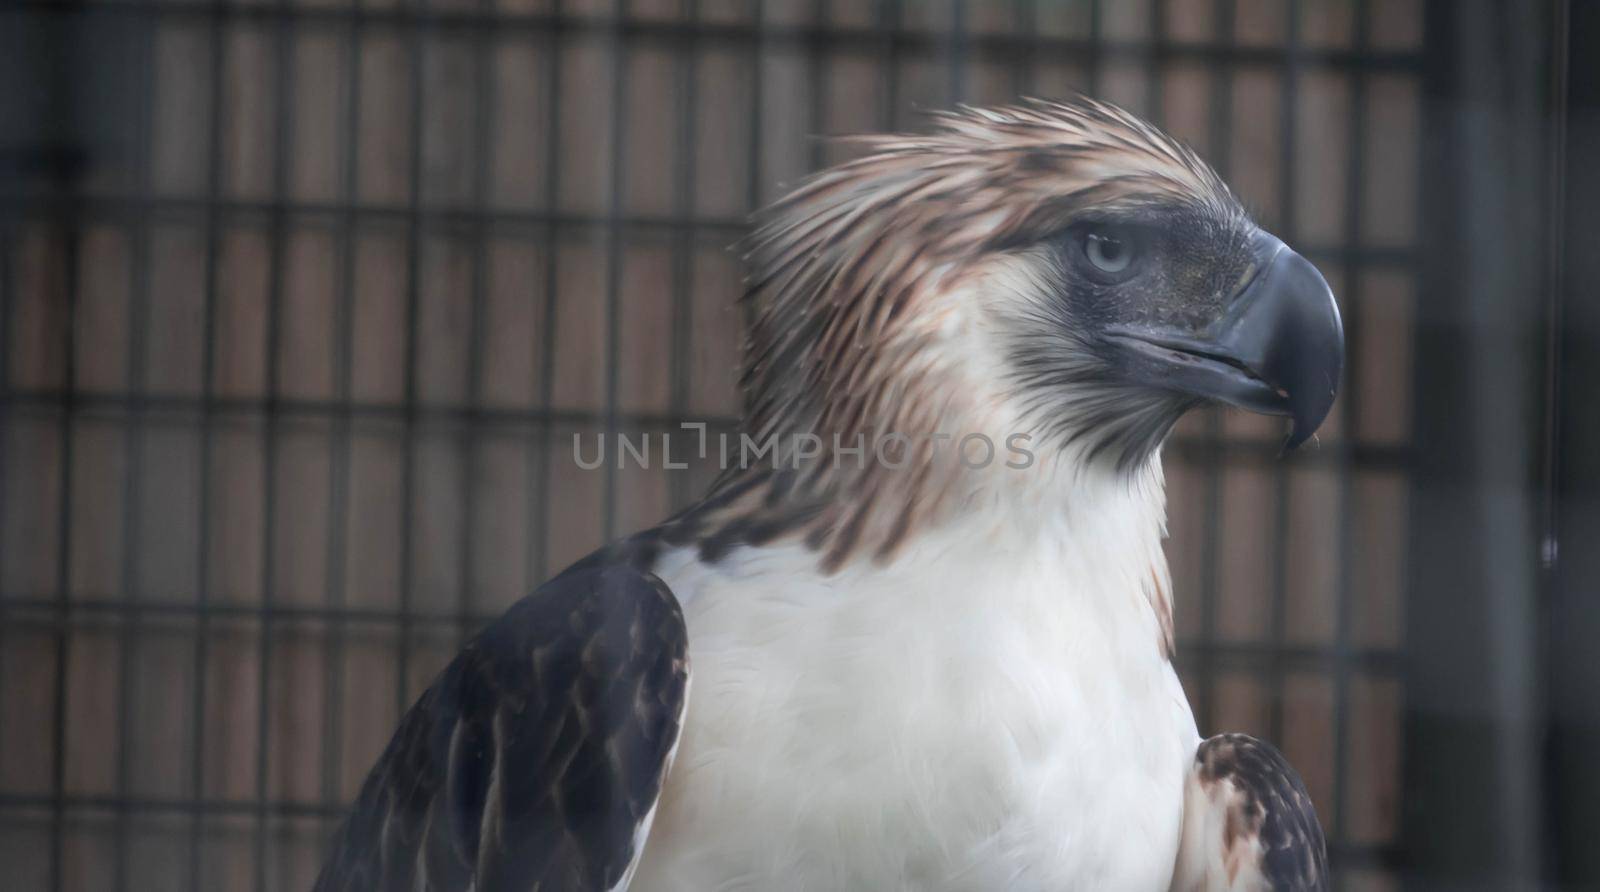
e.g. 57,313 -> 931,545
628,471 -> 1200,891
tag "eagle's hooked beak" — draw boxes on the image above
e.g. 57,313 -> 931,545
1103,232 -> 1344,449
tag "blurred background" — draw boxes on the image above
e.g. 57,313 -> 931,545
0,0 -> 1589,888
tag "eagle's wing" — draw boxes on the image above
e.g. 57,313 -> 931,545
314,562 -> 690,892
1170,733 -> 1329,892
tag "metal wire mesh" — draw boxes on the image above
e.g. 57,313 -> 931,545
0,0 -> 1421,888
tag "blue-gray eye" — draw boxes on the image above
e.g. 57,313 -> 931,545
1084,231 -> 1133,274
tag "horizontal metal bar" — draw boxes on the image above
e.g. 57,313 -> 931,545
0,595 -> 509,630
1174,638 -> 1406,677
0,793 -> 344,821
0,594 -> 1403,666
0,392 -> 1417,468
8,1 -> 1425,74
0,390 -> 743,431
1164,434 -> 1414,469
0,194 -> 752,237
1326,840 -> 1405,870
0,194 -> 1422,271
0,790 -> 1414,864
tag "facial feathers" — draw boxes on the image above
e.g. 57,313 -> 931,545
740,97 -> 1245,453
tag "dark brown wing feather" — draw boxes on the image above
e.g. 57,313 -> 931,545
1193,733 -> 1329,891
314,562 -> 689,892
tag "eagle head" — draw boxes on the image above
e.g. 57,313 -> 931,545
740,98 -> 1343,477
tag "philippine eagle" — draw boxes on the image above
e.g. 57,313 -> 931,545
316,98 -> 1339,891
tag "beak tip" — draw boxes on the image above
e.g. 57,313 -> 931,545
1252,241 -> 1343,452
1283,385 -> 1338,451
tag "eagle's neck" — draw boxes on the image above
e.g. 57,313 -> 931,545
661,448 -> 1177,659
935,454 -> 1177,662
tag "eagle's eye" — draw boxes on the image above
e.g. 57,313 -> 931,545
1082,229 -> 1137,278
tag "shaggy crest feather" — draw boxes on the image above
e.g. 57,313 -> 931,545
741,97 -> 1240,444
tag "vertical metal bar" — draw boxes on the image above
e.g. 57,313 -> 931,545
1537,1 -> 1572,882
1266,0 -> 1304,753
0,222 -> 9,781
949,0 -> 969,103
808,0 -> 826,171
187,1 -> 229,885
1539,0 -> 1572,868
1016,0 -> 1036,97
1147,0 -> 1165,122
1086,0 -> 1102,98
48,175 -> 82,892
395,0 -> 428,730
113,9 -> 159,885
252,0 -> 295,884
882,0 -> 901,124
748,0 -> 765,212
1539,0 -> 1570,580
460,0 -> 496,644
1545,5 -> 1596,883
668,0 -> 699,511
319,4 -> 363,852
529,3 -> 563,588
1331,0 -> 1371,851
601,0 -> 628,540
738,0 -> 763,339
1193,0 -> 1237,737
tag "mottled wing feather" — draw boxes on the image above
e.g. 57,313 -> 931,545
315,563 -> 690,892
1171,733 -> 1328,892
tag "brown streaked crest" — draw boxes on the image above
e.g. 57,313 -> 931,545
739,96 -> 1245,452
